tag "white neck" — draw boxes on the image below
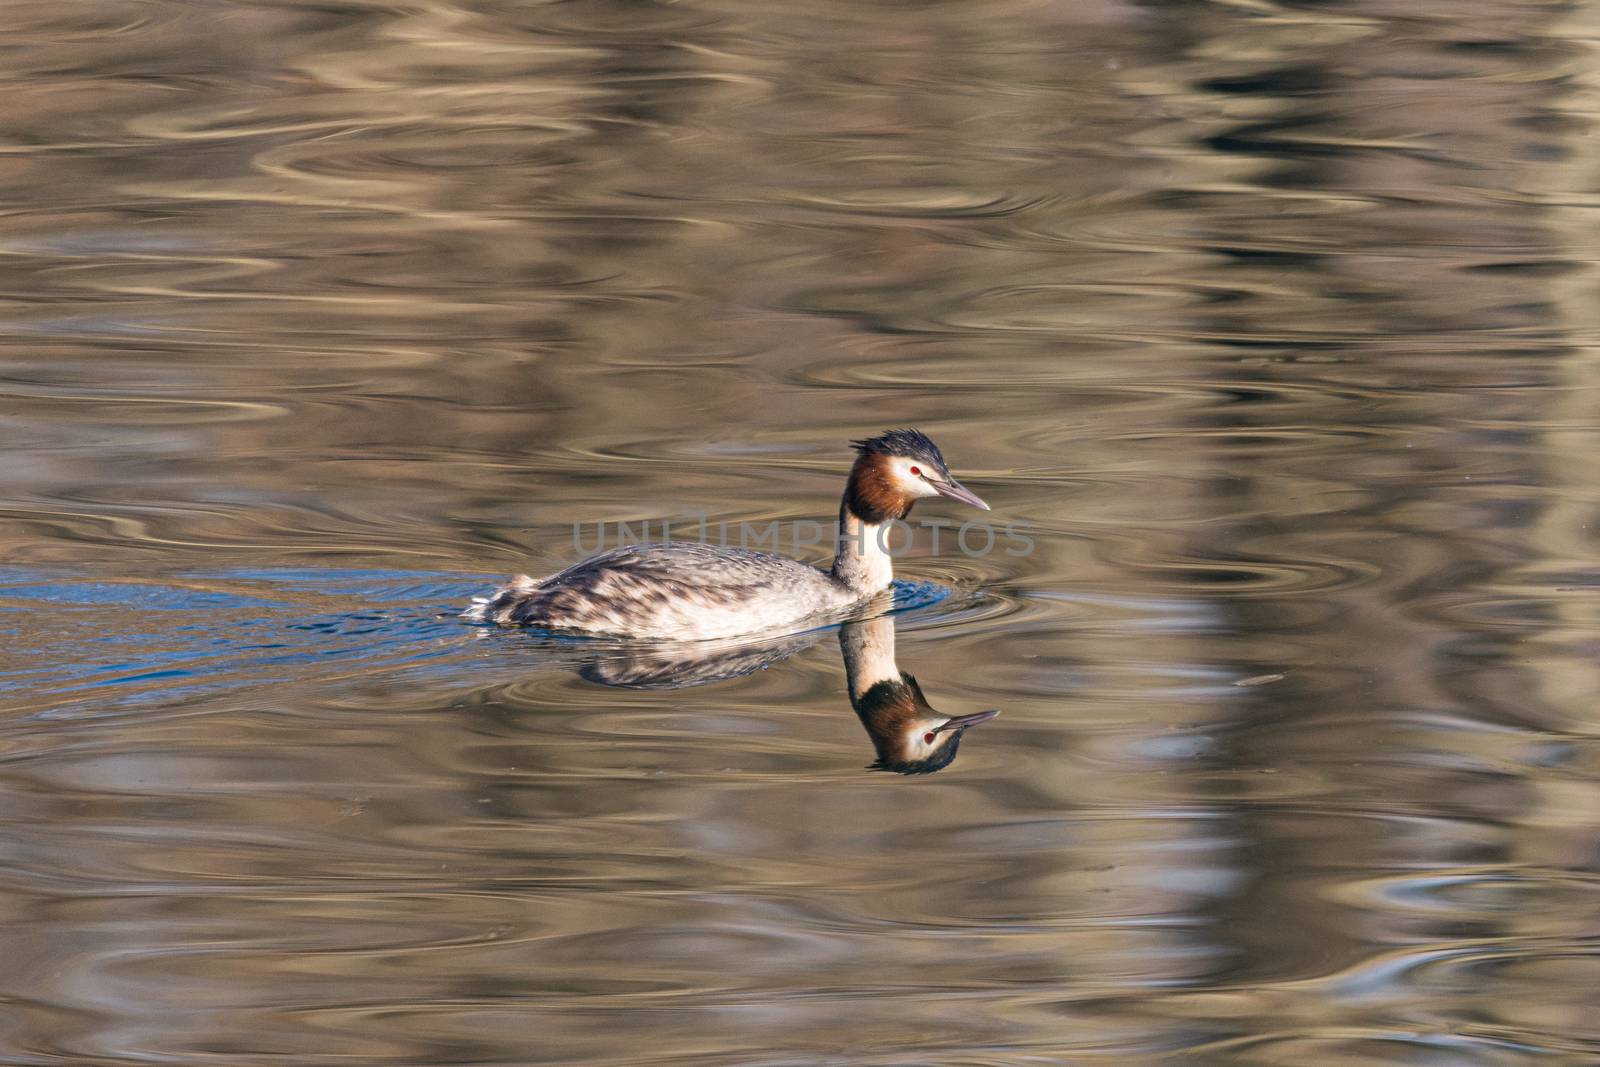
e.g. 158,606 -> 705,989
831,505 -> 895,595
840,615 -> 898,700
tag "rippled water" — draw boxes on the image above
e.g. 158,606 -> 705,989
4,0 -> 1600,1062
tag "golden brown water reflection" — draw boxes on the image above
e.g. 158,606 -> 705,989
3,0 -> 1600,1062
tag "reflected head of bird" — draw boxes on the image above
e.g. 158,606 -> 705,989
852,672 -> 999,775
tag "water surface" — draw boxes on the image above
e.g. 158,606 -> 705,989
3,0 -> 1600,1063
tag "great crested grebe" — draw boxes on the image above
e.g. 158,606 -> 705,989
841,615 -> 998,774
466,428 -> 990,640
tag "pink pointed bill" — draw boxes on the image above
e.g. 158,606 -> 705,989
934,709 -> 1000,733
932,477 -> 989,511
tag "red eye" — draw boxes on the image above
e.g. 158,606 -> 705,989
910,466 -> 921,476
923,731 -> 936,744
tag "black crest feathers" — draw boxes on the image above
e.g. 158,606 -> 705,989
850,428 -> 946,472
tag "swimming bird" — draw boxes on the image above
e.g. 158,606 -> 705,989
466,428 -> 990,639
841,614 -> 998,774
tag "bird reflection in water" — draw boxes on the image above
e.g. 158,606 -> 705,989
839,614 -> 998,774
570,612 -> 997,775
